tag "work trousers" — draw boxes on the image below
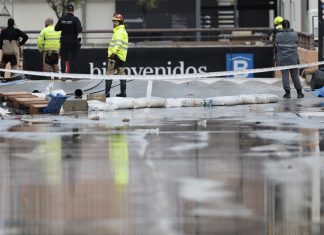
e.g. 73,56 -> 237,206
60,46 -> 79,74
0,54 -> 18,78
43,50 -> 59,73
281,68 -> 302,90
105,57 -> 126,95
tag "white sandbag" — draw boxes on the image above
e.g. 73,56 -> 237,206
265,94 -> 279,103
166,98 -> 183,108
166,98 -> 205,108
241,94 -> 279,104
147,97 -> 167,108
205,96 -> 243,106
240,94 -> 257,104
254,94 -> 269,103
88,100 -> 107,111
134,98 -> 149,109
133,97 -> 167,108
181,98 -> 205,107
106,97 -> 135,109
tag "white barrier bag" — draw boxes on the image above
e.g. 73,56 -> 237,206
147,97 -> 167,108
205,96 -> 244,106
265,94 -> 279,103
88,100 -> 107,111
166,98 -> 205,108
105,97 -> 135,109
240,94 -> 279,104
134,98 -> 149,109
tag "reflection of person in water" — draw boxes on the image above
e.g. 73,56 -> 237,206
42,135 -> 62,184
109,132 -> 129,188
61,127 -> 81,193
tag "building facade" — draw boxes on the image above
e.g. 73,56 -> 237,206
0,0 -> 115,31
0,0 -> 318,40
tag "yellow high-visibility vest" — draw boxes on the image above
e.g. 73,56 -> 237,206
37,25 -> 61,52
108,25 -> 128,62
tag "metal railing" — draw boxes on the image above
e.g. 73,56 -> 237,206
23,27 -> 315,49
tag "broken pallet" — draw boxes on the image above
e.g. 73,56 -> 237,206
0,92 -> 49,114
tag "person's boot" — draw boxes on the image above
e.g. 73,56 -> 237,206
116,93 -> 126,97
105,80 -> 112,98
297,89 -> 304,98
283,89 -> 291,98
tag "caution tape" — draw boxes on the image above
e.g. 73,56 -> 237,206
0,61 -> 322,81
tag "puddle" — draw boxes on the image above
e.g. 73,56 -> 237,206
0,117 -> 324,235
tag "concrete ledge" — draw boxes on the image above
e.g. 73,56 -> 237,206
63,99 -> 88,112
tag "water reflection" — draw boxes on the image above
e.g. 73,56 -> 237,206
109,132 -> 129,188
0,120 -> 323,234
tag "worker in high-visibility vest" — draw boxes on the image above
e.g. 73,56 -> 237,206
37,18 -> 61,73
105,13 -> 129,98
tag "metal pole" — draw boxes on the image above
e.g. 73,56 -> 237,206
195,0 -> 201,41
319,0 -> 324,69
10,0 -> 13,18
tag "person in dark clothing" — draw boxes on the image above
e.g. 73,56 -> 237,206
275,20 -> 304,98
0,18 -> 28,78
55,3 -> 82,76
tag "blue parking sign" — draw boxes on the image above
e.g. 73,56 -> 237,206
226,53 -> 254,78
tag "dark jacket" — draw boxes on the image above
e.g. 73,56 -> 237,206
55,13 -> 82,48
0,26 -> 28,49
275,29 -> 299,66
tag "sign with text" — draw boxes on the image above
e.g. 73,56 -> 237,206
226,53 -> 254,78
23,47 -> 272,79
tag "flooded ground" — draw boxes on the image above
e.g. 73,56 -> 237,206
0,79 -> 324,235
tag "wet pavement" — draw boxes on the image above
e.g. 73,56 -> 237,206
0,79 -> 324,235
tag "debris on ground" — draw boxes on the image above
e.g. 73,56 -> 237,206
20,117 -> 54,124
122,118 -> 130,122
91,116 -> 100,120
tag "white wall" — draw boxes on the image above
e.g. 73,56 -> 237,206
308,0 -> 317,10
278,0 -> 318,33
6,0 -> 59,30
280,0 -> 302,31
83,0 -> 115,45
307,0 -> 318,38
85,1 -> 114,30
0,0 -> 115,44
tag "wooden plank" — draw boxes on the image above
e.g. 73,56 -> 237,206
0,92 -> 33,102
11,97 -> 48,110
0,92 -> 30,97
0,92 -> 50,114
14,101 -> 48,109
30,104 -> 48,108
29,104 -> 48,115
13,97 -> 47,103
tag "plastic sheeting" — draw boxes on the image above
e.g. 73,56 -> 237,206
0,107 -> 9,116
87,94 -> 279,111
313,87 -> 324,97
